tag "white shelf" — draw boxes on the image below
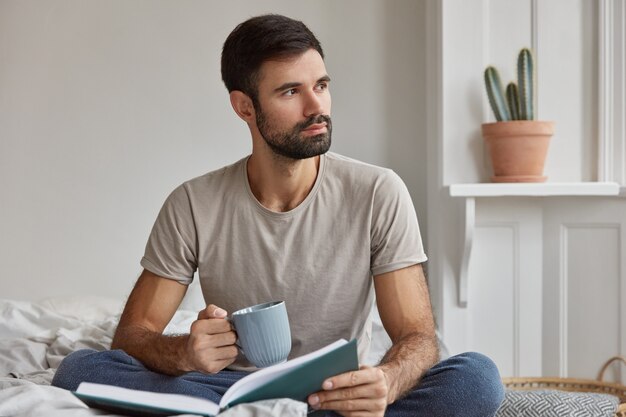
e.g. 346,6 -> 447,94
448,181 -> 621,308
449,182 -> 621,197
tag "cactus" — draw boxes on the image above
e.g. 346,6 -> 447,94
506,83 -> 520,120
517,48 -> 534,120
484,66 -> 511,121
484,48 -> 536,121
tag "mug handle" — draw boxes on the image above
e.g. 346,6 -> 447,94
225,317 -> 244,352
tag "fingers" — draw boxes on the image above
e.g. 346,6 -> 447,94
192,346 -> 239,374
308,366 -> 389,416
187,331 -> 238,374
197,304 -> 228,320
190,318 -> 233,337
314,398 -> 387,416
325,366 -> 384,390
312,385 -> 380,402
210,344 -> 239,361
190,326 -> 237,346
193,304 -> 232,336
186,304 -> 237,374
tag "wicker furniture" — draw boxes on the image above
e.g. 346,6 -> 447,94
502,356 -> 626,417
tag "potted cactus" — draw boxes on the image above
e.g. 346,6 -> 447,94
483,48 -> 554,182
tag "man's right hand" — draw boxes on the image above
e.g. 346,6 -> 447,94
185,304 -> 239,374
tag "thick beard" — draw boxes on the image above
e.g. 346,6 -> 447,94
256,110 -> 332,160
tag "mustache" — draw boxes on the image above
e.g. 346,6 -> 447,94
297,114 -> 332,131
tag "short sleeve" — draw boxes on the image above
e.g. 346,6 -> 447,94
140,184 -> 198,284
370,170 -> 427,276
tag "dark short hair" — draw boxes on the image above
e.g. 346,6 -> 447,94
221,14 -> 324,102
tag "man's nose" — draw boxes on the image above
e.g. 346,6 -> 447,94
303,91 -> 325,117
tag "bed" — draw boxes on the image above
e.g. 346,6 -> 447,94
0,295 -> 397,416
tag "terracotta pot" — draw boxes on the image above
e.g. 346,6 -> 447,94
482,120 -> 555,183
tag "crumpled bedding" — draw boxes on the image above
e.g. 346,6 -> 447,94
0,297 -> 307,416
0,382 -> 306,417
0,297 -> 125,385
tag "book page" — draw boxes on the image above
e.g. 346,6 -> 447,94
219,339 -> 347,408
76,382 -> 219,416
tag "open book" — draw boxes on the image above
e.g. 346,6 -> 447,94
73,339 -> 358,417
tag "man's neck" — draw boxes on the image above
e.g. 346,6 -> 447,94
247,152 -> 320,213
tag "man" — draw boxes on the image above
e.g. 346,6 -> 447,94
52,14 -> 504,416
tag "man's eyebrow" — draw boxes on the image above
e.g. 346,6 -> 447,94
273,76 -> 331,93
274,82 -> 301,93
318,75 -> 331,83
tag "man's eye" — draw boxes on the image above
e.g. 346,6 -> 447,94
283,88 -> 297,96
316,83 -> 328,91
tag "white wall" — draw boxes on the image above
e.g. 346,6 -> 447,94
0,1 -> 428,301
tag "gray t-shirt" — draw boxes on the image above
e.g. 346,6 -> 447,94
141,152 -> 427,369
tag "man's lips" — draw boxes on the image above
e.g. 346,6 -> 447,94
302,123 -> 327,135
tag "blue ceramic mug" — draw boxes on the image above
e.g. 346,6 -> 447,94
230,301 -> 292,368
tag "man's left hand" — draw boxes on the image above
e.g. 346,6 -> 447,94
307,365 -> 390,417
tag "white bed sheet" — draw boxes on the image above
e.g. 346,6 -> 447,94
0,297 -> 309,416
0,381 -> 306,417
0,297 -> 121,383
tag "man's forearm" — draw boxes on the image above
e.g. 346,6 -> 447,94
111,325 -> 191,376
377,331 -> 440,403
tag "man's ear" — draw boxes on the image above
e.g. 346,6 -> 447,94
229,91 -> 256,123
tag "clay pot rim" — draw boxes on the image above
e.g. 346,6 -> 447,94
482,120 -> 554,127
482,120 -> 555,136
482,120 -> 554,126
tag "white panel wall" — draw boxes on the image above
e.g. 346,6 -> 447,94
456,196 -> 626,382
468,225 -> 517,376
441,0 -> 486,185
605,0 -> 626,184
0,1 -> 428,301
543,198 -> 626,383
430,0 -> 626,382
537,0 -> 597,181
467,199 -> 543,377
565,226 -> 620,379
